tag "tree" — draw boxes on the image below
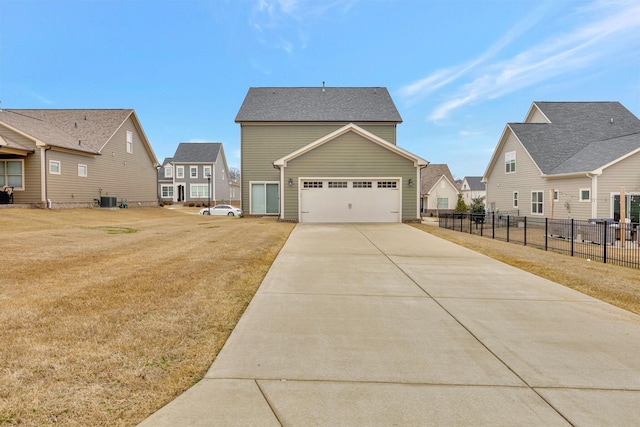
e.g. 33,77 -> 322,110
454,193 -> 468,212
469,196 -> 486,214
229,167 -> 241,182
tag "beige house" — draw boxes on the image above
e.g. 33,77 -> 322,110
420,164 -> 459,216
483,102 -> 640,222
235,86 -> 428,223
460,176 -> 486,206
0,109 -> 159,208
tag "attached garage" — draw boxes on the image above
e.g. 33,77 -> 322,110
299,178 -> 401,223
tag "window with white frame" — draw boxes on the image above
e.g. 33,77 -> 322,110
531,191 -> 543,214
513,191 -> 518,208
579,188 -> 591,202
203,165 -> 212,178
161,185 -> 174,198
78,164 -> 87,177
176,166 -> 184,179
190,184 -> 209,198
437,198 -> 449,209
164,165 -> 173,178
0,160 -> 24,189
190,166 -> 198,179
251,182 -> 279,214
126,131 -> 133,153
505,151 -> 516,173
49,160 -> 61,175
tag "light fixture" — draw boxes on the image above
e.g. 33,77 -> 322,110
408,178 -> 413,187
288,178 -> 293,187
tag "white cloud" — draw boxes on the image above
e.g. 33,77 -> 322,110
402,1 -> 640,122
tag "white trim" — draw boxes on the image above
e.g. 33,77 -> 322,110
513,191 -> 519,209
126,130 -> 133,153
249,181 -> 280,215
531,190 -> 544,215
273,123 -> 427,168
0,158 -> 26,191
49,160 -> 61,175
579,188 -> 591,202
160,184 -> 174,199
297,177 -> 402,223
190,165 -> 198,179
78,164 -> 87,177
176,165 -> 185,179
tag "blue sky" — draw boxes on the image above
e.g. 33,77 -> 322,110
1,0 -> 639,178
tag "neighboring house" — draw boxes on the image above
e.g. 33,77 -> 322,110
235,86 -> 428,223
460,176 -> 486,205
420,164 -> 459,216
158,142 -> 231,205
0,109 -> 159,208
483,102 -> 640,222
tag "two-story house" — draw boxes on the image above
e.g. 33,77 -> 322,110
235,86 -> 428,223
460,176 -> 486,206
483,102 -> 640,222
158,142 -> 231,205
0,109 -> 159,208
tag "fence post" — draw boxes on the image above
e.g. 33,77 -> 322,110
492,212 -> 495,239
603,223 -> 607,264
469,210 -> 472,235
507,215 -> 510,242
545,218 -> 548,251
571,218 -> 574,257
524,216 -> 527,246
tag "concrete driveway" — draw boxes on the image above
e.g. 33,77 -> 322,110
140,223 -> 640,426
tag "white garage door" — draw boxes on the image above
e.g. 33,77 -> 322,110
299,179 -> 401,223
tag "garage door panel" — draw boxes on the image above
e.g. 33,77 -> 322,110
300,179 -> 400,223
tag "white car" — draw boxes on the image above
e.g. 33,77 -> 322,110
199,204 -> 243,217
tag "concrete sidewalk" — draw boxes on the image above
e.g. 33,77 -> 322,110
139,223 -> 640,426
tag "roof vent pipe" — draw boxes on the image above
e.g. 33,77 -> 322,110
322,81 -> 325,92
610,118 -> 614,124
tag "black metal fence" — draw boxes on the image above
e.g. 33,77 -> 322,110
439,212 -> 640,269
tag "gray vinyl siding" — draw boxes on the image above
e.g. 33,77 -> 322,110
240,123 -> 397,214
46,116 -> 158,206
597,151 -> 640,218
0,127 -> 42,203
281,131 -> 417,221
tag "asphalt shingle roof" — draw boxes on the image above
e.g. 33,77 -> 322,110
171,142 -> 221,163
421,164 -> 456,194
511,102 -> 640,175
0,109 -> 133,154
463,176 -> 485,191
235,87 -> 403,123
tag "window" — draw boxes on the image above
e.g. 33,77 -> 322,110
353,181 -> 372,188
176,166 -> 184,179
49,160 -> 61,175
251,182 -> 279,214
303,181 -> 323,188
505,151 -> 516,173
203,166 -> 212,178
531,191 -> 543,214
190,166 -> 198,179
0,160 -> 24,189
377,181 -> 397,188
161,185 -> 174,198
437,198 -> 449,209
554,190 -> 559,201
126,131 -> 133,153
221,168 -> 225,180
190,184 -> 209,198
579,189 -> 591,202
78,164 -> 87,177
165,165 -> 173,178
328,181 -> 347,188
513,192 -> 518,208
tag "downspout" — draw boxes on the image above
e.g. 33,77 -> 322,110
272,162 -> 284,220
418,164 -> 428,218
42,146 -> 51,208
588,173 -> 598,218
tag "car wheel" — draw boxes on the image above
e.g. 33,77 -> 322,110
227,212 -> 234,216
204,211 -> 210,215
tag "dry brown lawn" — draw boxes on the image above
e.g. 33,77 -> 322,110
0,207 -> 294,426
2,210 -> 638,426
413,223 -> 640,315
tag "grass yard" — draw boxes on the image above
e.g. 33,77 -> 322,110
0,207 -> 294,426
413,223 -> 640,315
